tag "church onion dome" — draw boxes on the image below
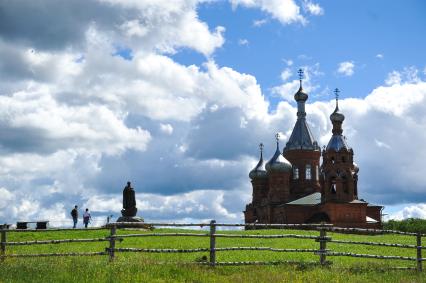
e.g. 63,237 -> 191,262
249,143 -> 267,179
330,87 -> 345,123
326,88 -> 350,151
266,134 -> 292,173
330,105 -> 345,123
294,86 -> 308,102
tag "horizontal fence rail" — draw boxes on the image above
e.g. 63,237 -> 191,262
0,221 -> 424,272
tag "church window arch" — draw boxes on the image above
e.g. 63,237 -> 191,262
330,177 -> 336,194
306,164 -> 312,180
293,166 -> 299,180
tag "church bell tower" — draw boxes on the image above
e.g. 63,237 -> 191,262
321,89 -> 359,203
283,69 -> 321,199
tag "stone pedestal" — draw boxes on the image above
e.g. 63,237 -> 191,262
116,216 -> 144,223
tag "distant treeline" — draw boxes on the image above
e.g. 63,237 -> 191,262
384,218 -> 426,233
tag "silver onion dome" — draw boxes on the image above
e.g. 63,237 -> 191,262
249,143 -> 267,179
294,86 -> 308,102
330,88 -> 345,123
266,134 -> 292,173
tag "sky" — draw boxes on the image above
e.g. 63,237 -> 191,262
0,0 -> 426,226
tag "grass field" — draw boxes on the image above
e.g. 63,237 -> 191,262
0,227 -> 425,282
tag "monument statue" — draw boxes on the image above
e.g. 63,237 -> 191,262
121,181 -> 137,217
116,181 -> 145,224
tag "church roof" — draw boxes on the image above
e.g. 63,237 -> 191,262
326,134 -> 350,151
284,118 -> 319,151
287,192 -> 321,205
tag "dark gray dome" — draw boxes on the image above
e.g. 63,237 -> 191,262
294,86 -> 308,102
249,150 -> 267,179
330,108 -> 345,123
266,142 -> 292,173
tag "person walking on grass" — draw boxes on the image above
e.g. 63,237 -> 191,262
71,205 -> 78,228
83,208 -> 92,228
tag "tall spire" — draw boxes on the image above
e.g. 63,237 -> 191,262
327,88 -> 349,151
284,68 -> 319,151
259,142 -> 264,159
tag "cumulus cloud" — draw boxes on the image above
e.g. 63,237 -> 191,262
337,61 -> 355,76
385,66 -> 421,86
0,0 -> 224,56
303,0 -> 324,15
230,0 -> 324,25
388,204 -> 426,220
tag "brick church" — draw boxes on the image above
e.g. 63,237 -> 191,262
244,70 -> 383,228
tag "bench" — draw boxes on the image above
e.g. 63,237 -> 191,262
16,221 -> 49,230
0,224 -> 11,230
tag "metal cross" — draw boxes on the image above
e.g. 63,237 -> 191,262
259,143 -> 264,152
334,88 -> 340,101
275,133 -> 280,142
298,69 -> 304,81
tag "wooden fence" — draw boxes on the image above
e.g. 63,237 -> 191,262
0,221 -> 425,271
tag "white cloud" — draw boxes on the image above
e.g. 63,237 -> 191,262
337,61 -> 355,76
385,66 -> 421,86
284,59 -> 294,66
388,204 -> 426,220
230,0 -> 322,25
303,0 -> 324,16
280,68 -> 293,81
238,38 -> 249,45
160,123 -> 174,135
252,18 -> 268,27
376,53 -> 384,59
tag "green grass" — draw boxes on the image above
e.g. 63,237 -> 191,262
0,228 -> 425,282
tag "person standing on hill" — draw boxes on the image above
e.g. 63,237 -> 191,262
71,205 -> 78,228
83,208 -> 92,228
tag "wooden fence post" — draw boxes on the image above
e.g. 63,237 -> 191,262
1,228 -> 6,262
109,224 -> 116,262
417,233 -> 422,272
209,220 -> 216,266
319,227 -> 327,266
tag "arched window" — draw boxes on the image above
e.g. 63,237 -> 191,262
306,164 -> 311,180
293,166 -> 299,180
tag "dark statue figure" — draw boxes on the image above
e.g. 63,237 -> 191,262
121,181 -> 137,217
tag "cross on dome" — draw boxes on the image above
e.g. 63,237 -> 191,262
334,88 -> 340,109
298,69 -> 304,87
334,88 -> 340,101
259,143 -> 264,152
275,133 -> 280,143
